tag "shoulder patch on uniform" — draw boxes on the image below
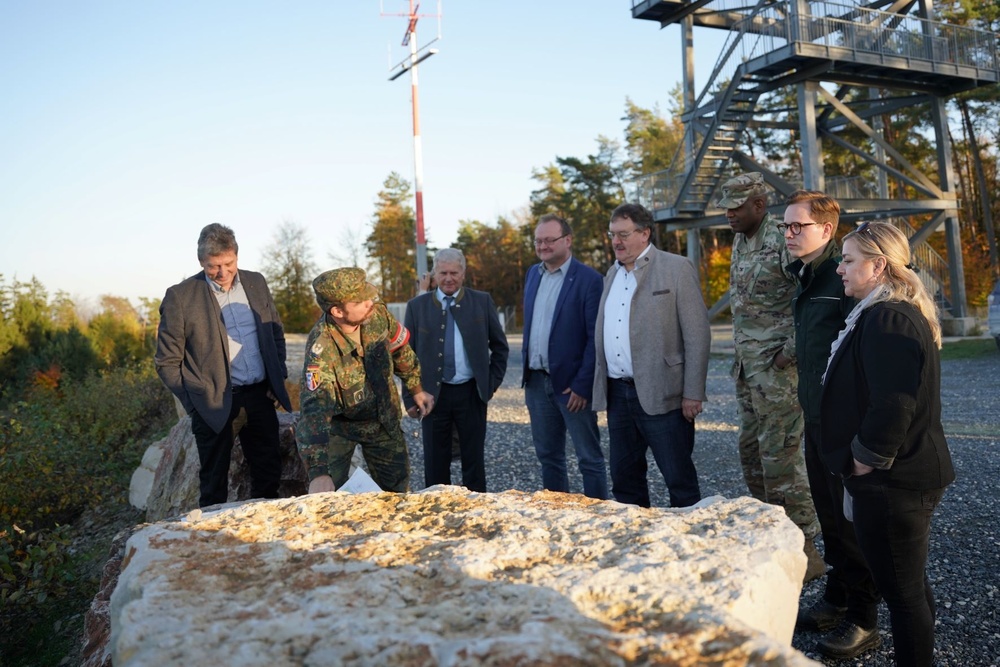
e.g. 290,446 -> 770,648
387,321 -> 410,353
311,342 -> 324,355
305,364 -> 321,392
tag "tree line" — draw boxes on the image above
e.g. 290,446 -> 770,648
344,83 -> 999,329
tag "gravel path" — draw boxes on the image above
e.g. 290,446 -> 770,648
290,331 -> 1000,665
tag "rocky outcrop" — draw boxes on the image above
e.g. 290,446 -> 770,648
109,489 -> 818,666
139,413 -> 311,521
127,441 -> 164,511
80,525 -> 139,667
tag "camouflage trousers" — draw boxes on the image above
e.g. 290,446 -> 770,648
312,418 -> 411,492
735,363 -> 819,539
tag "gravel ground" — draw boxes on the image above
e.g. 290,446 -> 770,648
395,335 -> 1000,667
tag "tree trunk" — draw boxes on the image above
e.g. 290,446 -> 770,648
959,99 -> 999,277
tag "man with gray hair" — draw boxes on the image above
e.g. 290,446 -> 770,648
403,248 -> 509,492
156,223 -> 291,507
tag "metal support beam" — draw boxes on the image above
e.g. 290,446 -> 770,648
930,95 -> 968,317
682,15 -> 701,282
820,131 -> 929,195
818,87 -> 943,197
798,81 -> 824,191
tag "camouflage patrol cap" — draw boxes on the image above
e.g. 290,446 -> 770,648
716,172 -> 768,209
312,268 -> 378,310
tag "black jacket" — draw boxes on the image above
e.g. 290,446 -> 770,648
789,241 -> 853,425
820,300 -> 955,490
155,270 -> 292,433
402,287 -> 509,406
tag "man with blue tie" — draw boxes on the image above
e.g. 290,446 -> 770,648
522,214 -> 608,499
403,248 -> 509,492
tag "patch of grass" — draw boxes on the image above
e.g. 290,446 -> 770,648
940,338 -> 999,361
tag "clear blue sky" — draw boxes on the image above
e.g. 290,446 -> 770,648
0,1 -> 725,306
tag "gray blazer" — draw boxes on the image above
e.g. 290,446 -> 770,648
592,246 -> 710,415
155,270 -> 292,433
403,287 -> 509,406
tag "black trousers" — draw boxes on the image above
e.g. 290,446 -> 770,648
189,382 -> 282,507
846,474 -> 944,667
422,380 -> 487,492
804,422 -> 880,626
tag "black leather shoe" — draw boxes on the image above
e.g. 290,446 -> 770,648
817,620 -> 882,659
796,599 -> 847,632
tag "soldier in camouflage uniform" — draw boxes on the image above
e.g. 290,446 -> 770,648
720,172 -> 823,581
296,267 -> 435,493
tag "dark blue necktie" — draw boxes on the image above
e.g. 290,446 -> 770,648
443,296 -> 456,381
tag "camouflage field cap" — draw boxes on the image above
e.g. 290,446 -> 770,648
716,172 -> 768,209
313,267 -> 378,309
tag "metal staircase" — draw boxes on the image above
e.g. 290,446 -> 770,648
630,0 -> 1000,321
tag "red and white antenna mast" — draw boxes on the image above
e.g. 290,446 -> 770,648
382,1 -> 442,287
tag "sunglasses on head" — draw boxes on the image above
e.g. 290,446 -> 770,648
854,221 -> 886,254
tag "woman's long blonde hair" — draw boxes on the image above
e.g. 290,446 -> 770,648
842,221 -> 942,348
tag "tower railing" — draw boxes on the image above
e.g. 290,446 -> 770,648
743,0 -> 999,75
634,0 -> 1000,215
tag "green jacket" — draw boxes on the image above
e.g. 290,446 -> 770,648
297,304 -> 424,453
730,212 -> 798,379
788,240 -> 854,424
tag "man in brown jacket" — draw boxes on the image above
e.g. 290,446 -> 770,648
592,203 -> 711,507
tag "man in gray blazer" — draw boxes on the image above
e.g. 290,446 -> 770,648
403,248 -> 508,492
155,223 -> 292,507
593,203 -> 711,508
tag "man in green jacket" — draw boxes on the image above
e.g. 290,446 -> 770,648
783,190 -> 880,660
297,267 -> 434,494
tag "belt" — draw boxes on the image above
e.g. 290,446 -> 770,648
610,376 -> 635,385
529,368 -> 549,376
232,381 -> 266,394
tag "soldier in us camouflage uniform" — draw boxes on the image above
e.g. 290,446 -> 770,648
721,173 -> 822,580
296,268 -> 435,493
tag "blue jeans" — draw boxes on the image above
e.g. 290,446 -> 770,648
524,370 -> 608,499
606,378 -> 700,508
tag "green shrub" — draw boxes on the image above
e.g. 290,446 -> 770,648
0,523 -> 73,611
0,360 -> 174,631
0,365 -> 173,530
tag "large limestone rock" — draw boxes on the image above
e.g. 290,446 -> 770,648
140,413 -> 309,521
80,525 -> 139,667
127,441 -> 164,510
109,489 -> 818,666
138,412 -> 368,521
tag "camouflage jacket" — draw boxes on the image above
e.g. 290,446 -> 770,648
730,211 -> 798,379
296,303 -> 423,450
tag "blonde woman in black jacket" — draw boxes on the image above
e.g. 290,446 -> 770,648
820,221 -> 955,667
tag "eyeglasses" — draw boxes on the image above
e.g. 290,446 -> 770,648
533,234 -> 569,247
776,221 -> 820,236
607,229 -> 641,241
